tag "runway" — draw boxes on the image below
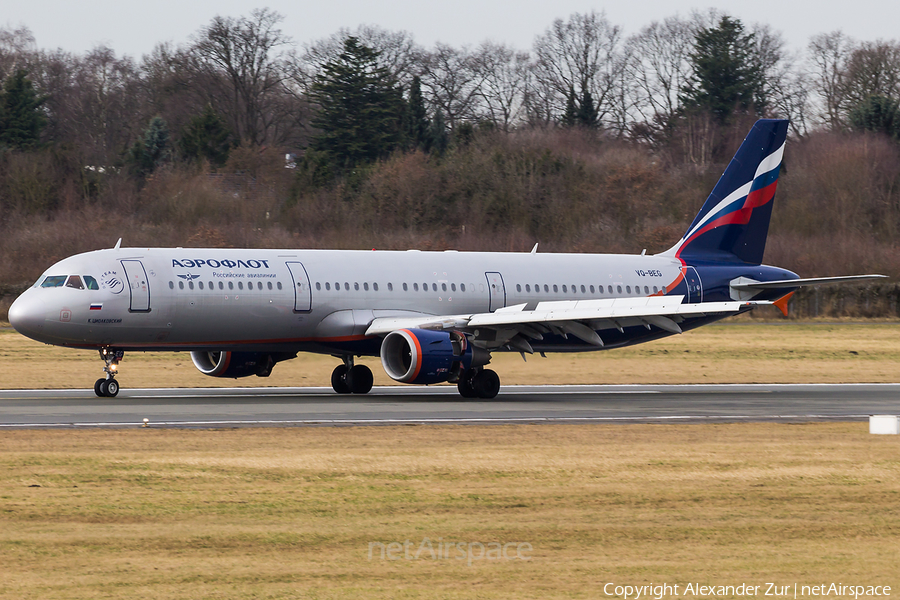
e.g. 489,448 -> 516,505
0,384 -> 898,428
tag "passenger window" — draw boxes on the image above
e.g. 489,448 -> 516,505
590,285 -> 595,293
644,286 -> 650,294
388,283 -> 393,291
617,285 -> 622,294
208,281 -> 213,290
325,282 -> 331,291
441,283 -> 447,292
199,281 -> 204,290
268,282 -> 273,290
258,282 -> 263,290
451,283 -> 456,292
277,282 -> 282,290
461,283 -> 466,292
344,282 -> 349,291
553,284 -> 558,293
626,286 -> 631,294
179,281 -> 184,290
653,286 -> 658,294
84,276 -> 100,290
608,285 -> 613,294
316,282 -> 321,291
414,283 -> 419,291
219,282 -> 225,290
363,282 -> 369,291
516,284 -> 522,292
238,282 -> 243,290
525,284 -> 531,292
402,283 -> 407,291
562,285 -> 568,293
373,283 -> 379,291
65,275 -> 84,289
581,285 -> 586,293
544,284 -> 549,292
228,281 -> 234,290
189,281 -> 194,290
169,281 -> 174,289
354,282 -> 360,291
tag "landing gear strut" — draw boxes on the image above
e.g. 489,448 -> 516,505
457,368 -> 500,399
331,356 -> 373,394
94,348 -> 123,397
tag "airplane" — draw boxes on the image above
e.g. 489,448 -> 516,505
8,119 -> 885,398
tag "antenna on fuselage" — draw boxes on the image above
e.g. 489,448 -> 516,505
530,243 -> 538,254
114,238 -> 122,250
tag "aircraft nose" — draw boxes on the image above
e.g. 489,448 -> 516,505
8,292 -> 45,338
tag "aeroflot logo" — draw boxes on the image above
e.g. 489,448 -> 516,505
172,259 -> 271,269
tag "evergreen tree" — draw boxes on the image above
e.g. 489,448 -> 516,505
577,88 -> 600,128
680,16 -> 766,123
0,69 -> 46,149
407,76 -> 430,150
850,95 -> 900,140
179,104 -> 234,168
129,116 -> 172,177
427,109 -> 449,156
561,86 -> 578,127
310,36 -> 407,169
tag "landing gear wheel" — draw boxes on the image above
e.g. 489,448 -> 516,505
457,372 -> 477,398
347,365 -> 374,394
472,369 -> 500,399
331,364 -> 351,394
94,379 -> 105,397
105,379 -> 119,397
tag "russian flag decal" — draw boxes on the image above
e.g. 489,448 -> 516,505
90,303 -> 103,311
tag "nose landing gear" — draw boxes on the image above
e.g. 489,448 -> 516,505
94,348 -> 124,397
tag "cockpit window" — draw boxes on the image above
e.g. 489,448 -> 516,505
84,276 -> 99,290
41,276 -> 67,288
65,275 -> 85,290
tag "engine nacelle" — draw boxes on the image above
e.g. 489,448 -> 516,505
190,351 -> 275,378
380,328 -> 488,385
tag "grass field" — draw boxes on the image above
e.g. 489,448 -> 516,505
2,322 -> 900,389
1,424 -> 898,599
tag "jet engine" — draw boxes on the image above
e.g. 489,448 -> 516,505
190,351 -> 276,378
380,329 -> 489,385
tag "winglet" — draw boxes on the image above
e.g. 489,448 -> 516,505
774,291 -> 794,317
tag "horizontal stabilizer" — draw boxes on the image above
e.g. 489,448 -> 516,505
730,275 -> 887,291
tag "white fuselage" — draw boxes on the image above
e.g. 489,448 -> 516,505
10,247 -> 688,353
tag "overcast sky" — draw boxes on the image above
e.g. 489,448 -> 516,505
7,0 -> 899,59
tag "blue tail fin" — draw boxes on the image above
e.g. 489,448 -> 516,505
663,119 -> 789,265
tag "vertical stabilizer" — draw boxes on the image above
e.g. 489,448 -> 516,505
663,119 -> 789,264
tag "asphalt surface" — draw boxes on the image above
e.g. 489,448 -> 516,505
0,384 -> 898,428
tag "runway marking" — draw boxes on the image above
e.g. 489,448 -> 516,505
0,414 -> 874,428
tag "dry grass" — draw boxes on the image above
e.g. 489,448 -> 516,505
1,322 -> 900,390
0,424 -> 898,599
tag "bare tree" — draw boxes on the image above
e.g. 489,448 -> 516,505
190,8 -> 292,146
418,43 -> 483,129
623,16 -> 696,129
808,31 -> 855,128
0,26 -> 36,81
842,41 -> 900,108
528,11 -> 626,131
470,42 -> 530,130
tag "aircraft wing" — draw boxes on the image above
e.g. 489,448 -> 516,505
365,295 -> 752,349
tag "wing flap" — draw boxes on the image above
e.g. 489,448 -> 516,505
365,295 -> 748,338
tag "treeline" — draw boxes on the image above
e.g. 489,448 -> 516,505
2,9 -> 900,311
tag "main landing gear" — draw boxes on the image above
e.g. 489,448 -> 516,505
94,347 -> 124,397
457,368 -> 501,399
331,356 -> 374,394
